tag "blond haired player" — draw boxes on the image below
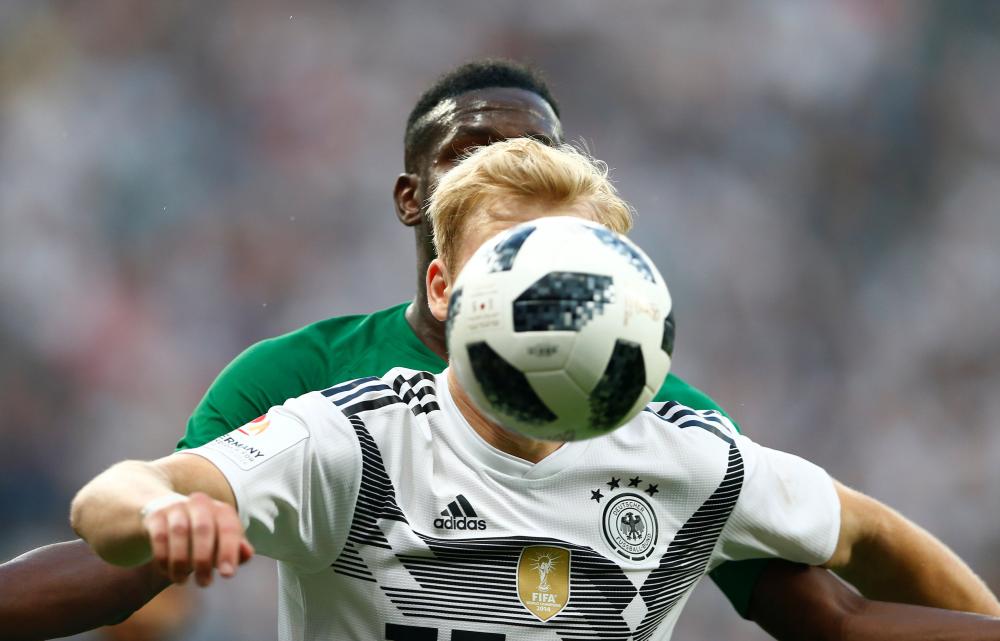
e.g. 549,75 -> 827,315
72,139 -> 1000,640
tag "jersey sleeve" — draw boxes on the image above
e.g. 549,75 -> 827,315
712,435 -> 841,568
181,392 -> 361,570
707,558 -> 770,618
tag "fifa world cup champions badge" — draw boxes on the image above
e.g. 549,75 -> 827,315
516,546 -> 571,621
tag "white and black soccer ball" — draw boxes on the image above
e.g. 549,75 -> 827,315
447,216 -> 674,441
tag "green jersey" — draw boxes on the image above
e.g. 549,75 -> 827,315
179,302 -> 767,616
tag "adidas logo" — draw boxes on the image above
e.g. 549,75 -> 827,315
433,494 -> 487,531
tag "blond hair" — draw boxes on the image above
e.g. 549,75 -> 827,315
427,138 -> 635,268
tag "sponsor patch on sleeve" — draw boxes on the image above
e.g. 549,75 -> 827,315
205,414 -> 309,470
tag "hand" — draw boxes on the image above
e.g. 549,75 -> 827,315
141,492 -> 254,586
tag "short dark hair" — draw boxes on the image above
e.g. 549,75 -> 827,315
404,59 -> 561,171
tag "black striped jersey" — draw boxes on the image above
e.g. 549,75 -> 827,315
186,367 -> 840,641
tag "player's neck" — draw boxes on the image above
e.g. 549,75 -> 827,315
446,369 -> 564,464
405,297 -> 447,359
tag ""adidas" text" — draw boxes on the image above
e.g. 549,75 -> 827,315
433,516 -> 487,530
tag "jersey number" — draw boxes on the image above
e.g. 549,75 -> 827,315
386,623 -> 504,640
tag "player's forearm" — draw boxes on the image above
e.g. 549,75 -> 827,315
840,600 -> 1000,641
0,540 -> 169,641
71,460 -> 177,567
840,515 -> 999,615
749,560 -> 1000,641
828,485 -> 1000,616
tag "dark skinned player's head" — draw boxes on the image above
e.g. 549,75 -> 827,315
393,60 -> 563,300
402,60 -> 562,176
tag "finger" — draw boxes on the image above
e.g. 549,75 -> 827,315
166,506 -> 192,583
143,511 -> 170,575
213,501 -> 245,578
238,539 -> 255,565
187,493 -> 217,587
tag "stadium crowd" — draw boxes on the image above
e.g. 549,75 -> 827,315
1,1 -> 999,639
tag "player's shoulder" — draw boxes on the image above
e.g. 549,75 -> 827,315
627,400 -> 740,452
311,366 -> 441,422
656,373 -> 742,434
600,401 -> 741,491
224,303 -> 411,380
251,304 -> 407,357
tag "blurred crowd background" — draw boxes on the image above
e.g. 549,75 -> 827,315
2,1 -> 999,639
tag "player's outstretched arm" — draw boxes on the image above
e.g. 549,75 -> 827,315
749,560 -> 1000,641
71,454 -> 253,586
824,482 -> 1000,616
0,540 -> 169,641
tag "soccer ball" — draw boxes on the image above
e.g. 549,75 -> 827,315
447,216 -> 673,441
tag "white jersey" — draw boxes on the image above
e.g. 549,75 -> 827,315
187,368 -> 839,641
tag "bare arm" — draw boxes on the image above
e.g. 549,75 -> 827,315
749,560 -> 1000,641
0,540 -> 169,641
823,482 -> 1000,616
71,453 -> 252,586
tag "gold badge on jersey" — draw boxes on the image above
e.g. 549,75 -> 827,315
516,546 -> 571,622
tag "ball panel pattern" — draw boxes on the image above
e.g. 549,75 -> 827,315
661,311 -> 676,357
466,341 -> 557,425
589,226 -> 655,283
485,224 -> 537,273
588,339 -> 646,430
445,287 -> 463,345
525,370 -> 588,441
513,272 -> 614,332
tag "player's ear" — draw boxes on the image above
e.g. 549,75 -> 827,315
426,257 -> 451,322
394,173 -> 422,227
